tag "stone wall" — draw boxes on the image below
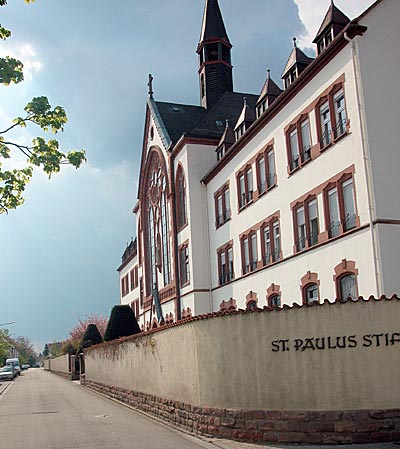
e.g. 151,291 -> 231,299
83,296 -> 400,443
44,354 -> 70,375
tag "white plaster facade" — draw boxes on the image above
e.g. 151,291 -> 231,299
119,0 -> 400,330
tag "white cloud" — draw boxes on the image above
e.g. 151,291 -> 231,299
293,0 -> 377,48
0,42 -> 43,81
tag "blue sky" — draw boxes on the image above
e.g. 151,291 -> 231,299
0,0 -> 374,352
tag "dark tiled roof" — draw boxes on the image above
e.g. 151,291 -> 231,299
257,73 -> 283,103
199,0 -> 231,45
85,295 -> 400,351
117,238 -> 137,272
155,102 -> 205,146
187,91 -> 259,141
313,1 -> 350,43
282,46 -> 314,77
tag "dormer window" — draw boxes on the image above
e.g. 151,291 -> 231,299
313,1 -> 350,56
256,70 -> 283,117
281,38 -> 314,90
235,123 -> 245,140
317,28 -> 334,54
234,97 -> 256,140
257,100 -> 267,119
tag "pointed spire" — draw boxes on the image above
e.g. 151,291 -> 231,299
257,69 -> 283,105
234,97 -> 256,132
215,119 -> 235,160
313,1 -> 350,43
282,38 -> 314,81
197,0 -> 233,109
199,0 -> 231,46
218,120 -> 235,147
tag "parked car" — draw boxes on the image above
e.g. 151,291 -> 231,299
6,358 -> 21,376
0,366 -> 16,381
21,364 -> 29,371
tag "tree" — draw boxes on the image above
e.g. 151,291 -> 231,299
69,314 -> 108,341
76,324 -> 103,354
42,343 -> 49,358
104,305 -> 141,342
0,0 -> 86,213
49,341 -> 63,358
13,336 -> 37,365
0,329 -> 12,365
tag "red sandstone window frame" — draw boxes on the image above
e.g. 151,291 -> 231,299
214,182 -> 231,228
323,174 -> 359,239
217,241 -> 234,286
176,164 -> 187,231
300,271 -> 321,305
236,164 -> 254,211
285,114 -> 313,174
255,145 -> 277,196
130,299 -> 140,319
260,217 -> 282,265
333,259 -> 359,301
121,274 -> 129,297
240,231 -> 258,275
315,82 -> 349,151
266,283 -> 282,308
178,241 -> 190,287
292,196 -> 319,253
130,265 -> 139,291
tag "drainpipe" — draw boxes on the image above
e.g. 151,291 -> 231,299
344,31 -> 383,296
201,179 -> 214,312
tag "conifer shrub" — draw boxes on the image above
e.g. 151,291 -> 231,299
103,305 -> 141,342
76,324 -> 103,353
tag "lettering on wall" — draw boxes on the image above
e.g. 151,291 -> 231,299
271,333 -> 400,352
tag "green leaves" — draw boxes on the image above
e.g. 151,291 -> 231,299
0,96 -> 87,212
0,25 -> 11,40
25,97 -> 68,133
0,2 -> 86,214
0,167 -> 33,213
27,137 -> 86,177
0,56 -> 24,85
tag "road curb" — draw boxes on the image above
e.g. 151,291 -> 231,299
0,381 -> 13,397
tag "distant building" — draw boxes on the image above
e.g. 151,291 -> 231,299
118,0 -> 400,330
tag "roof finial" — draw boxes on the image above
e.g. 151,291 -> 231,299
225,119 -> 229,128
147,73 -> 154,99
293,37 -> 297,48
267,69 -> 271,79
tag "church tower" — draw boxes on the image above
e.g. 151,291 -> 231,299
197,0 -> 233,109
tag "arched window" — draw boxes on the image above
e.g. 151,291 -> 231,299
339,274 -> 357,301
176,166 -> 187,230
247,300 -> 257,311
266,283 -> 282,308
269,294 -> 281,308
304,283 -> 319,304
144,150 -> 171,295
333,259 -> 359,302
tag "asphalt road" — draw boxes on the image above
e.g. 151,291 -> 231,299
0,369 -> 222,449
1,370 -> 399,449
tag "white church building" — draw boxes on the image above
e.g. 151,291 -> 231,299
118,0 -> 400,330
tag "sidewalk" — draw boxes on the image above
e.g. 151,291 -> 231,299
210,439 -> 400,449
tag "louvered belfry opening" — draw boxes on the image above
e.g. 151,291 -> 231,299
197,0 -> 233,109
